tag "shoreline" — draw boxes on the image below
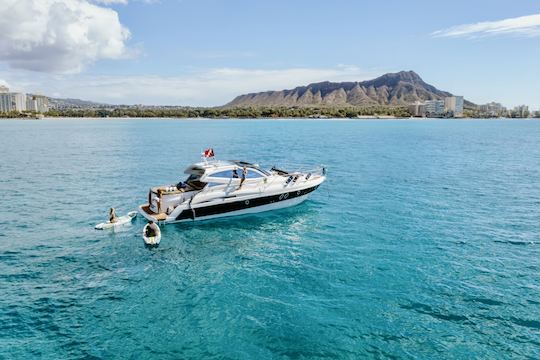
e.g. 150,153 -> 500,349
1,116 -> 539,121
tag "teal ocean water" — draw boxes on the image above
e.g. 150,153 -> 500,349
1,118 -> 539,359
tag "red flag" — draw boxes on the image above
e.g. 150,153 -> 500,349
203,148 -> 214,158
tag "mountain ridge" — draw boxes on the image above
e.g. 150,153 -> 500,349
46,97 -> 109,109
225,71 -> 463,108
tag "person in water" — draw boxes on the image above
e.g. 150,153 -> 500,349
109,207 -> 118,223
145,221 -> 159,238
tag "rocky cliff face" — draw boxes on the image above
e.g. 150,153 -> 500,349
225,71 -> 454,107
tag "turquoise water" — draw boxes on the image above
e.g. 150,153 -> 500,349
1,118 -> 539,359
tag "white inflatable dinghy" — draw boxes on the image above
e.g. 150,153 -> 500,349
143,223 -> 161,246
95,211 -> 137,230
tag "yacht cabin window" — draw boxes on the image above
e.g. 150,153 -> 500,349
207,167 -> 266,180
246,169 -> 264,178
208,170 -> 235,178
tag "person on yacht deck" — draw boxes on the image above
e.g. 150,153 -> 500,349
109,208 -> 118,223
238,166 -> 248,189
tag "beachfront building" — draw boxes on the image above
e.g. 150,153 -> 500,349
408,101 -> 426,117
26,95 -> 49,113
0,93 -> 10,112
424,100 -> 445,117
409,96 -> 464,118
0,85 -> 10,112
444,96 -> 464,117
511,105 -> 529,118
0,92 -> 27,112
479,102 -> 506,117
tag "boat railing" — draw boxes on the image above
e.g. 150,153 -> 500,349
271,164 -> 326,177
194,164 -> 326,198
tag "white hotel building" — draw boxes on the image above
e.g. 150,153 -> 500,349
0,86 -> 49,113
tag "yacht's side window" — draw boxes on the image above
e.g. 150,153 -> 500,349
246,169 -> 264,179
209,170 -> 234,178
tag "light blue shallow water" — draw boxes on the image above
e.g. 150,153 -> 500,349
1,118 -> 539,359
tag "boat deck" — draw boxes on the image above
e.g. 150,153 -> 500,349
140,204 -> 168,221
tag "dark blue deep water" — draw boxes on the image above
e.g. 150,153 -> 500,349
1,118 -> 539,359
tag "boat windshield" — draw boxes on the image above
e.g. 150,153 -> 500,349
185,174 -> 206,190
258,168 -> 271,176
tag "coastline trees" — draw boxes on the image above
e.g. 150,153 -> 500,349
1,105 -> 411,119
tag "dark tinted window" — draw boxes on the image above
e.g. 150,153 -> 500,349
208,170 -> 234,178
246,170 -> 264,178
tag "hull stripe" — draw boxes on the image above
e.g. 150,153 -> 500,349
176,185 -> 319,220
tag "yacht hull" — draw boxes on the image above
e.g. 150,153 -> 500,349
139,184 -> 321,224
172,193 -> 309,223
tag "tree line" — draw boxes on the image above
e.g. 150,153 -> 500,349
1,106 -> 412,119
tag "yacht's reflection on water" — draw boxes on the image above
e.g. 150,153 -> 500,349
164,202 -> 319,234
148,202 -> 323,255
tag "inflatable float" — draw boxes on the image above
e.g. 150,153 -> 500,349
95,211 -> 137,230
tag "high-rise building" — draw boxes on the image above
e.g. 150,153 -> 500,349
512,105 -> 529,118
26,95 -> 49,113
444,96 -> 464,117
408,101 -> 426,117
424,100 -> 445,117
479,102 -> 506,117
0,93 -> 10,112
0,92 -> 27,112
12,93 -> 26,111
0,85 -> 9,93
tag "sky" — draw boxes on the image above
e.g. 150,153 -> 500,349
0,0 -> 539,108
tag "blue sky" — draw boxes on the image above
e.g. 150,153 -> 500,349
0,0 -> 539,108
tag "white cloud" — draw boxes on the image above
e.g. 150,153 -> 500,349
92,0 -> 128,4
433,13 -> 540,38
0,0 -> 131,73
92,0 -> 158,4
0,66 -> 377,106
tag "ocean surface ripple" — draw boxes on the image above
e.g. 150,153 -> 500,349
1,118 -> 539,359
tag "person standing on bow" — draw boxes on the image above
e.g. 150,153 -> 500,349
238,166 -> 248,189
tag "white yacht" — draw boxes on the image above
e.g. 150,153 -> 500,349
138,156 -> 326,224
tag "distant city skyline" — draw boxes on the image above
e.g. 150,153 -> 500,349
0,0 -> 539,109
